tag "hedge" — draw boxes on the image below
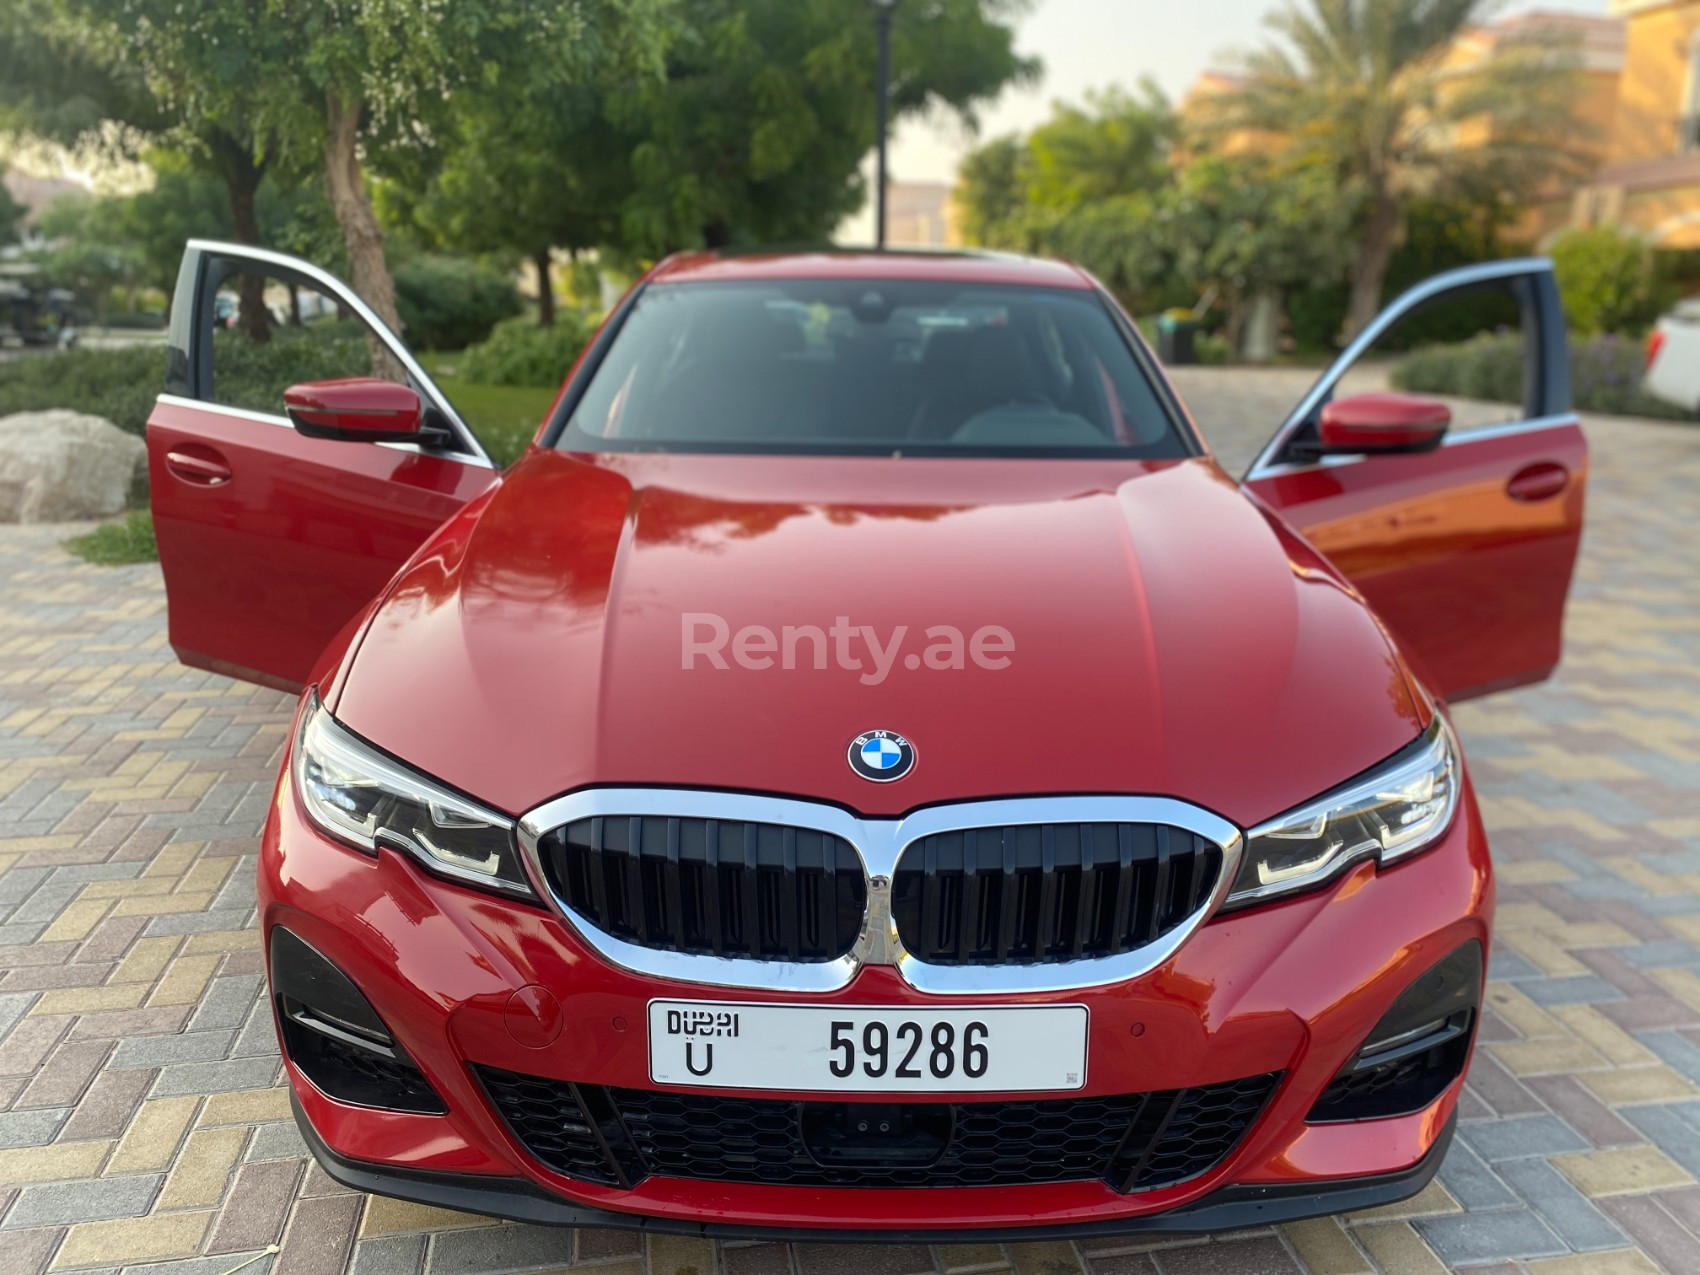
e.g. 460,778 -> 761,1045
394,256 -> 524,351
459,312 -> 597,388
0,324 -> 370,436
1393,332 -> 1691,422
0,343 -> 165,434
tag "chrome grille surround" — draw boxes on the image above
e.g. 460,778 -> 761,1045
516,790 -> 1244,996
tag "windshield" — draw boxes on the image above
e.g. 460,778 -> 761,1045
558,279 -> 1189,458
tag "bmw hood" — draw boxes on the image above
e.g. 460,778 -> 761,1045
331,449 -> 1426,827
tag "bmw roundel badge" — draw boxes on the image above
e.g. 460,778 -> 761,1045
848,730 -> 915,783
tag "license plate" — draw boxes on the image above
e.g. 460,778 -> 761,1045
647,1000 -> 1088,1093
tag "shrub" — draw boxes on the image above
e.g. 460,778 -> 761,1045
101,311 -> 167,330
209,324 -> 368,416
459,312 -> 597,388
1549,226 -> 1671,337
1392,332 -> 1691,421
394,256 -> 523,351
0,323 -> 371,436
0,343 -> 164,434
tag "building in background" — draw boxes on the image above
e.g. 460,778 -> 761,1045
1180,5 -> 1700,252
883,182 -> 957,247
1569,0 -> 1700,248
0,170 -> 88,256
1442,11 -> 1626,245
1175,70 -> 1280,157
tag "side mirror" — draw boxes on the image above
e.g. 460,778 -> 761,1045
1317,392 -> 1450,455
284,378 -> 424,443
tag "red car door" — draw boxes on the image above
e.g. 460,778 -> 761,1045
1243,260 -> 1587,703
147,242 -> 502,691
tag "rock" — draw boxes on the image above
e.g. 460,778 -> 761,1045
0,410 -> 147,524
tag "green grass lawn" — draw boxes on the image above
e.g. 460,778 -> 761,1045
434,375 -> 557,468
65,510 -> 158,566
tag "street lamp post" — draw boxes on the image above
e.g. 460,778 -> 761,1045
871,0 -> 899,249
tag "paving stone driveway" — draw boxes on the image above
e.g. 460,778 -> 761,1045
2,368 -> 1699,1275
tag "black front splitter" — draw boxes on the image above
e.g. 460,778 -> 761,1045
293,1094 -> 1455,1242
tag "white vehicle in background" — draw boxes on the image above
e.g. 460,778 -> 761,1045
1645,300 -> 1700,417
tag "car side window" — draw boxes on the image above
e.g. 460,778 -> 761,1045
1342,280 -> 1530,432
205,264 -> 403,417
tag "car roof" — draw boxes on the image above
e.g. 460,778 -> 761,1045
647,247 -> 1094,291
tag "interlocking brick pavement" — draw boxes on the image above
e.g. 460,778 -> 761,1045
1,368 -> 1697,1274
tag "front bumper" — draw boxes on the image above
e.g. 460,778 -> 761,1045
260,747 -> 1492,1234
293,1090 -> 1457,1240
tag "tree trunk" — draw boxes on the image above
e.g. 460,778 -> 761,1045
1344,187 -> 1401,343
1242,289 -> 1283,364
534,248 -> 556,327
208,130 -> 273,347
1223,294 -> 1247,360
323,89 -> 405,379
227,170 -> 271,345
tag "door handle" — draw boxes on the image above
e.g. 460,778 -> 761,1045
1506,462 -> 1568,503
165,448 -> 233,486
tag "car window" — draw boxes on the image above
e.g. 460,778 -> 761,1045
202,265 -> 405,417
559,280 -> 1188,458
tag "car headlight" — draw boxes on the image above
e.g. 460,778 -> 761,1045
1224,717 -> 1461,908
293,691 -> 536,900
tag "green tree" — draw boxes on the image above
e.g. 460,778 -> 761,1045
392,0 -> 1032,313
1,0 -> 295,342
27,0 -> 667,353
1549,225 -> 1671,336
387,79 -> 627,327
955,83 -> 1172,263
1024,80 -> 1171,212
1155,153 -> 1357,353
616,0 -> 1037,253
22,195 -> 148,320
953,134 -> 1028,249
1214,0 -> 1589,339
64,152 -> 341,296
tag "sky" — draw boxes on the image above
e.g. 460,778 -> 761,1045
839,0 -> 1613,240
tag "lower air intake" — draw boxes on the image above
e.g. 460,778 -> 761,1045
473,1066 -> 1280,1193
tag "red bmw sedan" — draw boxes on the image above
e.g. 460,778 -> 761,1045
146,242 -> 1586,1239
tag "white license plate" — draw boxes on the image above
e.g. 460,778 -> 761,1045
647,1000 -> 1087,1093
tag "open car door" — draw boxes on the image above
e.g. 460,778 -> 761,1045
148,241 -> 501,691
1243,259 -> 1586,704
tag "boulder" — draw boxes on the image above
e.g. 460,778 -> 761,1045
0,410 -> 147,524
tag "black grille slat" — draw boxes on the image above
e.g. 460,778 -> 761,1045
476,1067 -> 1280,1192
625,818 -> 647,944
586,817 -> 610,923
704,820 -> 724,955
663,818 -> 684,945
996,830 -> 1020,957
780,827 -> 799,959
1149,826 -> 1172,937
740,824 -> 760,955
540,817 -> 865,962
1071,830 -> 1094,958
893,823 -> 1222,967
1112,825 -> 1137,946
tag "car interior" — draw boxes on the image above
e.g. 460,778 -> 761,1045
564,280 -> 1185,455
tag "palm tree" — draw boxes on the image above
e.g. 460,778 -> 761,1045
1211,0 -> 1591,339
